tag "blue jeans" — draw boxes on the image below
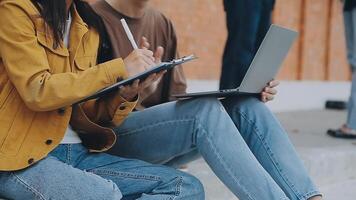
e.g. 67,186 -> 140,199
108,97 -> 321,200
220,0 -> 275,89
0,144 -> 204,199
344,7 -> 356,129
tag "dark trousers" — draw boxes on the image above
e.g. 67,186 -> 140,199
220,0 -> 275,89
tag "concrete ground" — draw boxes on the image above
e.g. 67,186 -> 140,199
182,109 -> 356,200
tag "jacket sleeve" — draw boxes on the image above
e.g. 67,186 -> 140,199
0,2 -> 127,112
80,92 -> 138,125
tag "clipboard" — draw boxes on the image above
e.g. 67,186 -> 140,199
75,55 -> 197,104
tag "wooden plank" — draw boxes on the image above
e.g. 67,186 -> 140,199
327,0 -> 351,81
300,0 -> 330,80
273,0 -> 303,80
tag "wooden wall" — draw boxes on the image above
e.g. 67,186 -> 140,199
88,0 -> 351,81
151,0 -> 351,81
150,0 -> 226,80
273,0 -> 350,81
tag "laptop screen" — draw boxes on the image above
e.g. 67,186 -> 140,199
238,24 -> 298,93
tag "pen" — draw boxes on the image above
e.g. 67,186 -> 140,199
120,18 -> 138,50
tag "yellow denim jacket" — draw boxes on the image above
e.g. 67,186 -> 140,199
0,0 -> 137,171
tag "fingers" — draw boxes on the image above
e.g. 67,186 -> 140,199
154,46 -> 164,64
152,70 -> 166,81
140,49 -> 155,65
268,79 -> 280,88
140,49 -> 154,59
144,74 -> 157,84
139,36 -> 150,49
262,80 -> 279,103
145,70 -> 166,84
132,79 -> 140,88
156,70 -> 166,78
120,69 -> 167,98
132,49 -> 155,69
261,95 -> 268,103
141,73 -> 159,87
140,74 -> 157,90
264,86 -> 277,95
139,70 -> 167,91
261,92 -> 274,102
118,79 -> 140,101
120,80 -> 140,92
140,54 -> 156,68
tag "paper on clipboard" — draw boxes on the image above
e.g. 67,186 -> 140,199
75,55 -> 197,104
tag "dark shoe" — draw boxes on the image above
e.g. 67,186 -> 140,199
325,100 -> 348,110
327,129 -> 356,139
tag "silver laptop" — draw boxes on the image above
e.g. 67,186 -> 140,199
173,24 -> 298,99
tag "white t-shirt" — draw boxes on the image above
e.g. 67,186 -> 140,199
60,12 -> 82,144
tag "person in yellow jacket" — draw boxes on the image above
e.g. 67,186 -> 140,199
0,0 -> 205,199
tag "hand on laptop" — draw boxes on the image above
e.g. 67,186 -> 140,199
261,80 -> 279,103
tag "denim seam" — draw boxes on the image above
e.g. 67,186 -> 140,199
88,169 -> 161,181
236,109 -> 304,199
195,120 -> 255,200
169,176 -> 183,200
119,118 -> 196,137
67,144 -> 71,164
89,169 -> 183,200
300,190 -> 322,200
11,173 -> 46,200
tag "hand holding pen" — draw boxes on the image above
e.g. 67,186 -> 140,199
119,19 -> 166,101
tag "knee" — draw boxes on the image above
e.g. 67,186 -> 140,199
189,97 -> 226,115
223,96 -> 268,115
179,174 -> 205,199
92,180 -> 123,200
102,191 -> 122,200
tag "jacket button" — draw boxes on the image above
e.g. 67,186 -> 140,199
28,158 -> 34,165
45,139 -> 53,145
119,105 -> 126,110
58,108 -> 66,115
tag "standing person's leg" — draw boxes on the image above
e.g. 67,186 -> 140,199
328,7 -> 356,137
344,8 -> 356,69
221,96 -> 322,200
255,0 -> 275,51
346,8 -> 356,130
220,0 -> 263,90
0,156 -> 123,200
347,70 -> 356,130
48,144 -> 204,200
109,98 -> 289,199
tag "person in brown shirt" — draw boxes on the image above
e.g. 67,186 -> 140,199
0,0 -> 205,199
91,1 -> 322,200
92,0 -> 186,109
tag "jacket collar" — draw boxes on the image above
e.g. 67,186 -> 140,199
69,4 -> 89,55
26,1 -> 89,57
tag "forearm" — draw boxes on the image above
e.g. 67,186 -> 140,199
10,59 -> 126,111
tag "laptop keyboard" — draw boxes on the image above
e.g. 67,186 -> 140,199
220,88 -> 239,93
